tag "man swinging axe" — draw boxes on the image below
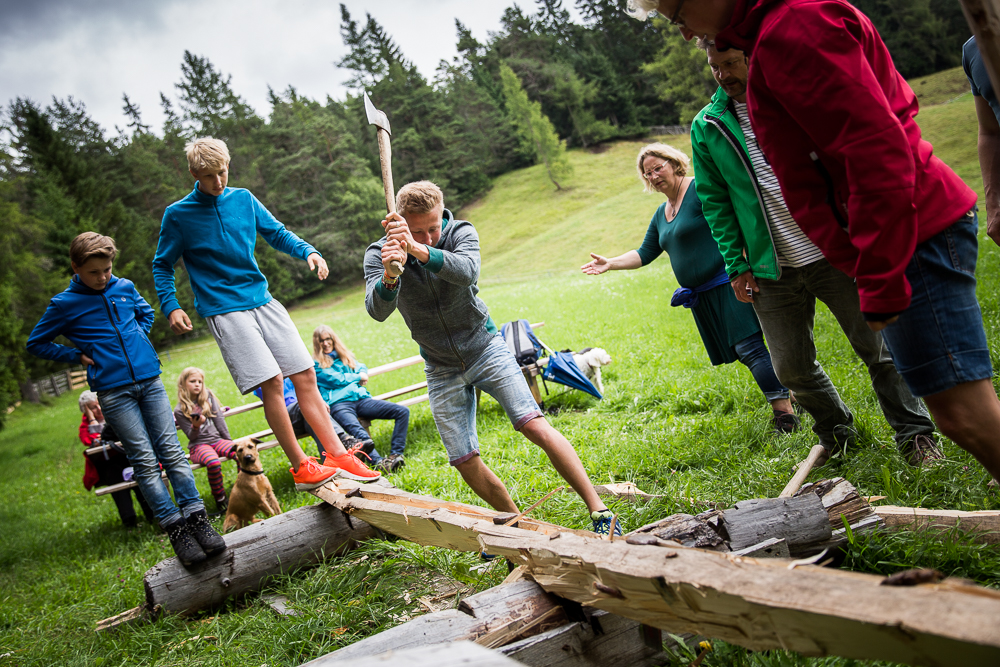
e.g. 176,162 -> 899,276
361,96 -> 618,535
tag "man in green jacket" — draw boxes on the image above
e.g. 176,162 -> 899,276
690,40 -> 938,466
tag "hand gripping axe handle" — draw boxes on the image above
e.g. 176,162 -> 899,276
364,92 -> 405,276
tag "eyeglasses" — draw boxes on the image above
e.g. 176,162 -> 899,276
643,162 -> 671,179
320,338 -> 334,344
668,0 -> 687,26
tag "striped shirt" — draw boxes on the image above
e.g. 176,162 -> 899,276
733,101 -> 824,268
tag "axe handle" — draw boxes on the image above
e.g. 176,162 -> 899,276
377,129 -> 405,275
778,444 -> 827,498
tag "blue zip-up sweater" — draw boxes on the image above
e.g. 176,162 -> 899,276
26,275 -> 161,392
314,352 -> 371,405
152,184 -> 320,318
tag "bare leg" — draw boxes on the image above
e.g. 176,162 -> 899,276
922,378 -> 1000,480
454,455 -> 519,513
259,374 -> 309,472
771,397 -> 793,413
520,417 -> 606,513
288,368 -> 346,457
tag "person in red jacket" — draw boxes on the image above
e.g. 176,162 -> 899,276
626,0 -> 1000,482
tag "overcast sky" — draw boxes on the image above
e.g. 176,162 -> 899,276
0,0 -> 583,136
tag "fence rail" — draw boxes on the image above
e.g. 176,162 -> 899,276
20,367 -> 88,403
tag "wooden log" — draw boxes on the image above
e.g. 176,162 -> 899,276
626,513 -> 728,551
477,530 -> 1000,666
875,506 -> 1000,545
303,641 -> 523,667
143,502 -> 375,614
305,580 -> 566,663
719,495 -> 833,555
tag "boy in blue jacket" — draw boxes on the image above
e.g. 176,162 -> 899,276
27,233 -> 225,567
152,137 -> 379,489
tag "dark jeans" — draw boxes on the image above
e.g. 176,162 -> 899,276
753,258 -> 934,449
733,332 -> 789,403
330,398 -> 410,456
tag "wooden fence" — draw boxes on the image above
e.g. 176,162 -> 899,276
20,367 -> 88,403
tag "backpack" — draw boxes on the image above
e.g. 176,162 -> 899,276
501,319 -> 546,367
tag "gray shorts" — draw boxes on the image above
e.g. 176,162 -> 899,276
207,300 -> 313,395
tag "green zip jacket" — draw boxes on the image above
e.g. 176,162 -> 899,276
690,87 -> 781,281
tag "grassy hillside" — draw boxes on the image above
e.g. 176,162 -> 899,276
0,74 -> 995,667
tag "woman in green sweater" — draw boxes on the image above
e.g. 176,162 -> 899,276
582,143 -> 796,431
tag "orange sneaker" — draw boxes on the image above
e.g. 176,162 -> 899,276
291,456 -> 340,491
325,451 -> 381,482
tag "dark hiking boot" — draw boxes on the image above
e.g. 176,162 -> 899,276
186,509 -> 227,557
902,434 -> 944,467
162,515 -> 207,567
772,410 -> 801,435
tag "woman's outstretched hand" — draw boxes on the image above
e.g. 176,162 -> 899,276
581,253 -> 610,275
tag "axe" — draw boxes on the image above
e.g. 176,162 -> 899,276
364,92 -> 405,276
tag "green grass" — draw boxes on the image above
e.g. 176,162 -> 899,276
0,87 -> 996,666
909,66 -> 973,107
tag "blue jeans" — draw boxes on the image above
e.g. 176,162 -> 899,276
733,332 -> 789,403
425,335 -> 543,465
98,377 -> 204,525
330,398 -> 409,456
881,209 -> 993,397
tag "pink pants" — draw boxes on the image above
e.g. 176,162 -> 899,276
189,439 -> 236,501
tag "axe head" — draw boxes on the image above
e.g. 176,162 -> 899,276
363,92 -> 391,135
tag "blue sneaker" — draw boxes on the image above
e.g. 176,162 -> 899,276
591,510 -> 623,537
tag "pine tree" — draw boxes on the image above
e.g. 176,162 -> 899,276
499,63 -> 572,190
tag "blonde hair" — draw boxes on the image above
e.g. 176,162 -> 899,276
176,367 -> 216,420
396,181 -> 444,216
312,325 -> 357,370
636,143 -> 690,193
185,137 -> 231,174
70,232 -> 117,268
626,0 -> 659,20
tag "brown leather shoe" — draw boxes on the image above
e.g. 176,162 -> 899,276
902,434 -> 944,467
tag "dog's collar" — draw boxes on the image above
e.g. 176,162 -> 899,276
239,467 -> 265,476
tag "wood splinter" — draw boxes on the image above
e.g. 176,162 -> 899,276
503,486 -> 564,527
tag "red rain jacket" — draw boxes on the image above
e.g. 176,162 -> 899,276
716,0 -> 977,316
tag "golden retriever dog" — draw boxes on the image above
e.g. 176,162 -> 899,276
222,437 -> 282,533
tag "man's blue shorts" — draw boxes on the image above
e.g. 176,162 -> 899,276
881,209 -> 993,397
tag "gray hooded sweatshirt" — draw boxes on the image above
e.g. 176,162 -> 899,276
364,210 -> 498,369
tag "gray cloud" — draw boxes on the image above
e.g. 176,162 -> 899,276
0,0 -> 181,40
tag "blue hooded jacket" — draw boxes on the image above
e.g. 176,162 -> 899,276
152,184 -> 319,318
26,275 -> 161,392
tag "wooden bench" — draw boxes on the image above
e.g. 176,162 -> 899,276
92,323 -> 545,497
91,354 -> 430,497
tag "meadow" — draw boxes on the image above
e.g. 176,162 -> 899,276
1,67 -> 998,666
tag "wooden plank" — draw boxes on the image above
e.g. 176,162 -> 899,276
222,401 -> 263,418
144,502 -> 375,614
398,394 -> 429,408
373,381 -> 428,401
875,506 -> 1000,545
368,355 -> 425,377
95,438 -> 280,496
302,641 -> 523,667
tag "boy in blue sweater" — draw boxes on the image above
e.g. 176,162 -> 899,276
152,138 -> 379,489
27,233 -> 226,567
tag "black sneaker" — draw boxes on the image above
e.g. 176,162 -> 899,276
381,453 -> 405,473
772,410 -> 801,434
902,434 -> 944,467
162,515 -> 207,567
186,509 -> 227,557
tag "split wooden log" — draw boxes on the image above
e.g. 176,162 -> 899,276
305,641 -> 523,667
304,578 -> 671,667
143,502 -> 375,615
315,479 -> 1000,665
719,494 -> 833,556
480,531 -> 1000,666
874,506 -> 1000,545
